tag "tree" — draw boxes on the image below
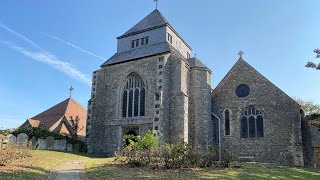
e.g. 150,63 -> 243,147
306,49 -> 320,70
69,116 -> 84,139
293,97 -> 320,115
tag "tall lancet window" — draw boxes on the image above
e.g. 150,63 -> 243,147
240,106 -> 264,138
122,73 -> 146,118
224,109 -> 231,136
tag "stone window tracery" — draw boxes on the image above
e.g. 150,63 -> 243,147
240,106 -> 264,138
122,73 -> 145,118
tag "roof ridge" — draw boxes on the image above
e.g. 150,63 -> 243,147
63,98 -> 72,117
118,9 -> 169,39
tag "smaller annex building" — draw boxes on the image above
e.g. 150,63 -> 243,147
20,98 -> 87,137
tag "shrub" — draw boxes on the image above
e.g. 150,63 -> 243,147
0,129 -> 13,136
123,130 -> 158,167
13,127 -> 64,140
0,143 -> 31,166
118,131 -> 231,169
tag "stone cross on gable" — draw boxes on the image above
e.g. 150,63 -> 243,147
69,85 -> 74,98
153,0 -> 159,9
238,51 -> 244,59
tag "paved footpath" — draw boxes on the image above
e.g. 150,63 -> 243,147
47,159 -> 89,180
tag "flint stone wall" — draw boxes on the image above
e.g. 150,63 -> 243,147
212,59 -> 303,166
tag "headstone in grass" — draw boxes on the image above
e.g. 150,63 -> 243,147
67,143 -> 73,151
74,144 -> 80,153
59,139 -> 67,151
0,134 -> 5,148
54,140 -> 60,150
8,134 -> 16,146
31,136 -> 37,149
17,133 -> 28,147
46,136 -> 55,150
37,138 -> 46,150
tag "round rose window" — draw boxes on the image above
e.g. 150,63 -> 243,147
236,84 -> 250,98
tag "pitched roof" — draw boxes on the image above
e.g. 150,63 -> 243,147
188,57 -> 210,70
213,58 -> 299,107
29,98 -> 87,137
27,119 -> 42,128
101,42 -> 173,67
118,9 -> 169,39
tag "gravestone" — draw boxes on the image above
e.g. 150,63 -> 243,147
46,136 -> 55,150
73,144 -> 80,153
0,134 -> 5,148
8,134 -> 17,146
17,133 -> 28,147
67,143 -> 73,152
31,136 -> 37,149
37,138 -> 46,150
54,140 -> 60,150
0,134 -> 5,141
59,139 -> 67,151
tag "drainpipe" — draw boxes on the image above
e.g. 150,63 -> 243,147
212,113 -> 221,161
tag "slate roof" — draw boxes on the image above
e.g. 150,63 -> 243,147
101,42 -> 173,67
188,57 -> 209,69
103,9 -> 192,67
25,98 -> 87,137
118,9 -> 169,39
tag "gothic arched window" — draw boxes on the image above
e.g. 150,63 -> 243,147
122,73 -> 146,118
224,109 -> 231,136
240,106 -> 264,138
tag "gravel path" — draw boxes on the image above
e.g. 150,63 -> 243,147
47,159 -> 88,180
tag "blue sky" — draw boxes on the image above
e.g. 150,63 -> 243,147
0,0 -> 319,129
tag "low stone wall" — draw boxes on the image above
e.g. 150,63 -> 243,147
0,133 -> 78,152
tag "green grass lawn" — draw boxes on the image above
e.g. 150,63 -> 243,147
86,158 -> 320,180
1,150 -> 320,180
0,150 -> 90,180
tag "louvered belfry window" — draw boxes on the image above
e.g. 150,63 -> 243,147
122,73 -> 146,118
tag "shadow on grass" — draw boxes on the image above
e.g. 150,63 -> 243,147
0,165 -> 50,180
87,161 -> 320,180
231,165 -> 320,180
87,162 -> 235,180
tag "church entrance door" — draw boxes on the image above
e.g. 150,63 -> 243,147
122,127 -> 140,146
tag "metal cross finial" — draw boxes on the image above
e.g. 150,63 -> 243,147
69,85 -> 74,98
238,51 -> 244,59
314,48 -> 320,58
153,0 -> 159,9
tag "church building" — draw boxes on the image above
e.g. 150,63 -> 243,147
86,9 -> 304,166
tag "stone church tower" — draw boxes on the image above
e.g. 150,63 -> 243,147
86,9 -> 212,155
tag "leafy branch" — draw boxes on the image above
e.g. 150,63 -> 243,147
306,49 -> 320,70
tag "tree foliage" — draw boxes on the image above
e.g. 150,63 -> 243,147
0,129 -> 13,136
293,97 -> 320,115
12,127 -> 64,139
306,49 -> 320,70
69,116 -> 84,138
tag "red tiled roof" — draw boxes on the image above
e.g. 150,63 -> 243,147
27,119 -> 42,128
29,98 -> 87,137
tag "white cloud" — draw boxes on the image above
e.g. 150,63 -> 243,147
45,34 -> 105,60
0,23 -> 91,86
0,22 -> 42,50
